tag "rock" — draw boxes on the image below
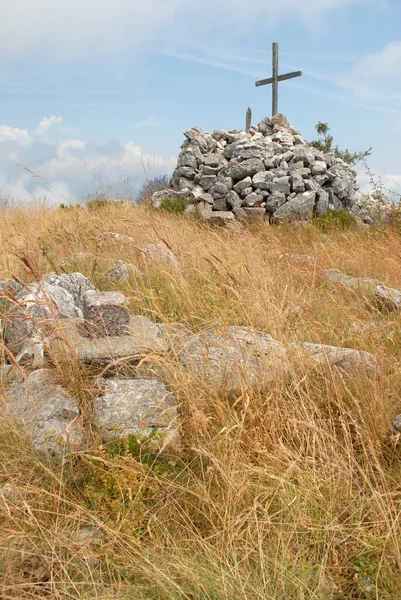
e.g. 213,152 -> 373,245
265,192 -> 287,213
273,191 -> 316,222
292,342 -> 379,377
213,197 -> 228,211
141,243 -> 180,269
315,189 -> 329,215
271,176 -> 291,195
324,269 -> 401,311
93,378 -> 179,449
291,172 -> 305,193
203,211 -> 236,226
234,207 -> 266,224
270,113 -> 291,129
212,177 -> 233,197
151,189 -> 189,209
224,159 -> 265,180
4,369 -> 85,460
226,190 -> 242,209
83,291 -> 130,337
100,232 -> 134,243
233,177 -> 252,193
104,260 -> 144,282
199,175 -> 217,191
284,254 -> 316,265
45,273 -> 97,314
60,315 -> 169,366
252,171 -> 274,191
242,192 -> 264,207
292,145 -> 316,166
390,414 -> 401,435
177,326 -> 290,391
310,161 -> 327,175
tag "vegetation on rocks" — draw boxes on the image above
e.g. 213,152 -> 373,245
1,200 -> 401,599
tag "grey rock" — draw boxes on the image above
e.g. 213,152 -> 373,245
4,369 -> 85,460
204,153 -> 224,168
224,158 -> 265,180
212,177 -> 233,197
176,166 -> 196,180
177,326 -> 290,391
242,192 -> 264,207
233,177 -> 252,193
328,189 -> 342,209
292,145 -> 316,166
142,243 -> 180,269
213,197 -> 228,211
271,176 -> 291,195
151,189 -> 189,209
273,191 -> 316,221
270,114 -> 291,129
240,187 -> 253,198
93,378 -> 179,449
226,190 -> 242,209
104,261 -> 144,282
323,269 -> 401,311
234,207 -> 266,224
201,165 -> 221,176
199,175 -> 218,191
331,176 -> 352,200
292,342 -> 379,378
45,273 -> 97,313
264,158 -> 274,169
83,291 -> 130,338
291,172 -> 305,193
203,211 -> 236,226
252,171 -> 275,191
390,414 -> 401,435
265,192 -> 287,213
310,161 -> 327,175
315,190 -> 329,216
178,153 -> 197,169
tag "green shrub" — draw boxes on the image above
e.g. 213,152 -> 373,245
159,195 -> 188,214
314,208 -> 357,232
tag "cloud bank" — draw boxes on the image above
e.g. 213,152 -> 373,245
0,118 -> 176,204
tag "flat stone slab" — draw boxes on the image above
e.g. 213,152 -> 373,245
176,326 -> 290,391
53,315 -> 169,366
325,269 -> 401,311
83,290 -> 130,337
3,369 -> 85,460
93,378 -> 179,450
291,342 -> 379,377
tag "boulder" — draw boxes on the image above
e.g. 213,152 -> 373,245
291,342 -> 379,377
93,378 -> 179,449
83,291 -> 130,337
176,326 -> 290,391
3,370 -> 85,460
141,243 -> 179,269
273,191 -> 316,221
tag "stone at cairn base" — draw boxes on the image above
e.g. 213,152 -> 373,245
83,291 -> 130,337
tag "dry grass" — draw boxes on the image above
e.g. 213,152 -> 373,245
1,201 -> 401,598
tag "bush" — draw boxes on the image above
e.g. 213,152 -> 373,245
314,208 -> 357,232
136,174 -> 171,204
159,195 -> 188,214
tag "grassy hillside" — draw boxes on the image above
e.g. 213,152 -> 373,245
1,201 -> 401,599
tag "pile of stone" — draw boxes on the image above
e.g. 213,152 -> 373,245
152,114 -> 383,225
0,266 -> 394,462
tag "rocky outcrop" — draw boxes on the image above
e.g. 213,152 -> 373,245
152,114 -> 384,225
0,269 -> 383,459
325,269 -> 401,311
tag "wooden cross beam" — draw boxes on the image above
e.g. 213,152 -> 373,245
255,42 -> 302,116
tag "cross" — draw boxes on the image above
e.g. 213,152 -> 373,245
255,42 -> 302,116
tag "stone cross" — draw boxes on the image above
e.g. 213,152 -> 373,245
255,42 -> 302,116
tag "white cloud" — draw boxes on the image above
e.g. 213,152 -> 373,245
0,125 -> 31,146
0,0 -> 375,60
0,121 -> 176,203
36,115 -> 63,135
342,41 -> 401,105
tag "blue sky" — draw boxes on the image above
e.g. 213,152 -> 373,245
0,0 -> 400,203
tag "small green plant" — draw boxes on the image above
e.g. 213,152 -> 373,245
159,195 -> 188,214
310,121 -> 372,166
314,208 -> 357,232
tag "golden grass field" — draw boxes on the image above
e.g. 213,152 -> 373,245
1,201 -> 401,599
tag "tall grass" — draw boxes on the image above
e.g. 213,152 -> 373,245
1,201 -> 401,598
